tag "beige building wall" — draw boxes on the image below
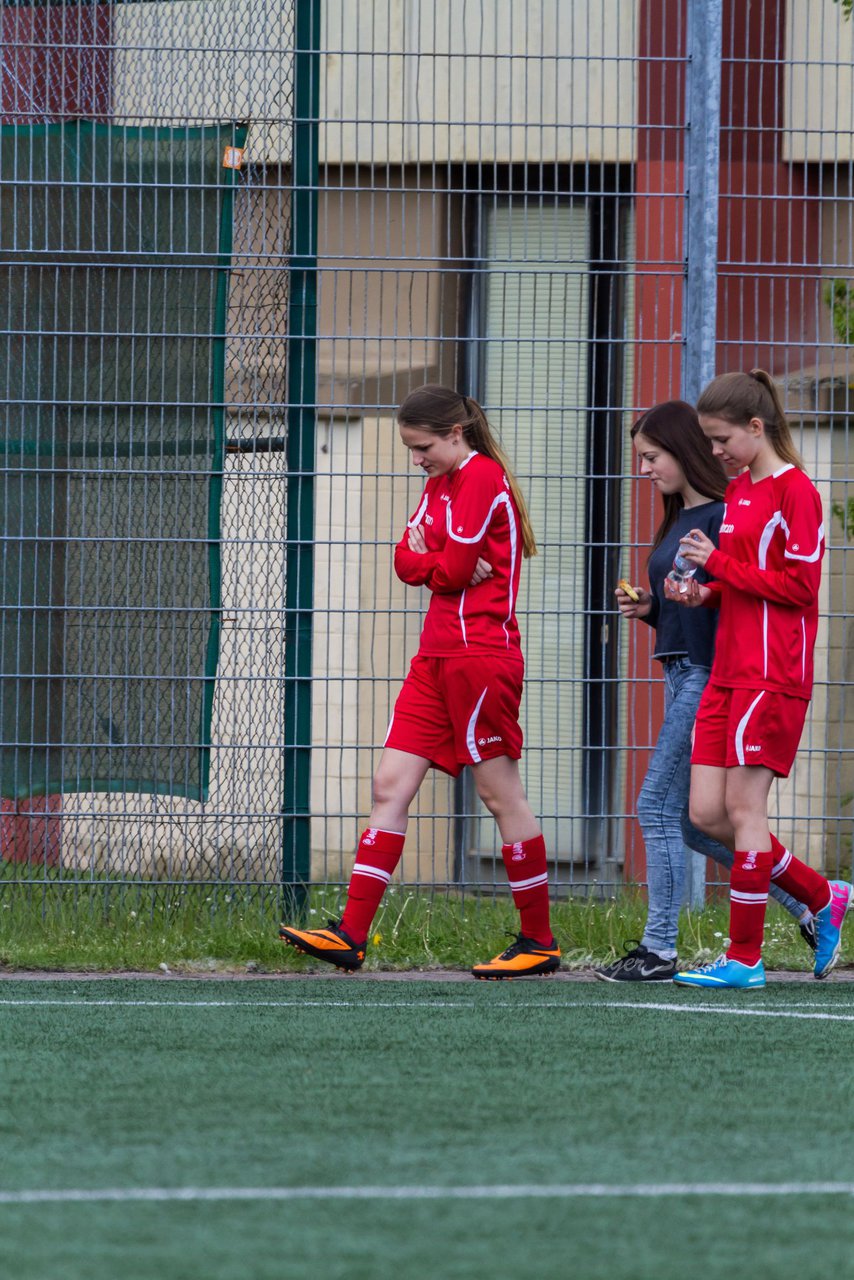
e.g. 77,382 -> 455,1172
111,0 -> 638,165
785,0 -> 854,164
112,0 -> 293,160
315,170 -> 458,406
111,0 -> 851,173
319,0 -> 637,166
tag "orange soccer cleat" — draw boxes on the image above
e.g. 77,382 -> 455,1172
278,920 -> 366,971
471,933 -> 561,980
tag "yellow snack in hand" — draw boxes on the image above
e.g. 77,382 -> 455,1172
617,579 -> 640,602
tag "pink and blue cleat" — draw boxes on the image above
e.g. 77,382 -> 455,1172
813,881 -> 853,979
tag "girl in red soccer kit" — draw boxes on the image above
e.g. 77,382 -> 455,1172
667,369 -> 851,989
279,385 -> 560,979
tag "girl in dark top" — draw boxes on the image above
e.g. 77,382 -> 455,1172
594,401 -> 812,982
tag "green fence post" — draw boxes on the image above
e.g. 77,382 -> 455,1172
281,0 -> 320,917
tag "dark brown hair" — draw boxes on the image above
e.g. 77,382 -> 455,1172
631,399 -> 728,551
696,368 -> 803,469
397,384 -> 537,557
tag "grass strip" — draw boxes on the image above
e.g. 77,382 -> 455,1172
0,873 -> 827,973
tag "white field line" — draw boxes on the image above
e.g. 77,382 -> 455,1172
2,1182 -> 854,1206
1,997 -> 854,1021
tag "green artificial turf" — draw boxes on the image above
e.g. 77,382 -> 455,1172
1,979 -> 853,1279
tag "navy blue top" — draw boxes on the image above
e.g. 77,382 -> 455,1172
641,500 -> 724,667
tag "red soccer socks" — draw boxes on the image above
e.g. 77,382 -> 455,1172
769,834 -> 832,916
727,848 -> 773,965
501,833 -> 553,947
727,837 -> 832,966
339,827 -> 405,944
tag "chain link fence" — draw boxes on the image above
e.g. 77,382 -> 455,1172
1,0 -> 852,907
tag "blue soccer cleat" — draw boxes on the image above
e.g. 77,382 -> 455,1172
813,881 -> 853,980
672,954 -> 766,990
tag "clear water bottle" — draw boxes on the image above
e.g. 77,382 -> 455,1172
666,534 -> 699,592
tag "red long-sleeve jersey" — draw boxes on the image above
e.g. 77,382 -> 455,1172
703,464 -> 824,699
393,452 -> 523,656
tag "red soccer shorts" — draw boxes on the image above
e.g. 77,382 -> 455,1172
384,652 -> 524,776
691,682 -> 809,778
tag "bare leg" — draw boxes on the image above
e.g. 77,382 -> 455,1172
471,756 -> 540,843
368,747 -> 432,833
723,765 -> 775,850
688,764 -> 735,846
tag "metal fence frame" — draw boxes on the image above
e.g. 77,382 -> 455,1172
1,0 -> 853,907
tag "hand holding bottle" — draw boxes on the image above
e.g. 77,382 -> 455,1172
666,528 -> 715,592
663,575 -> 709,607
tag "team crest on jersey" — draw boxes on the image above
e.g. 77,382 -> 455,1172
425,514 -> 433,525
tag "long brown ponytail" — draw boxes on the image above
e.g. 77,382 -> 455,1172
397,384 -> 538,557
696,369 -> 804,469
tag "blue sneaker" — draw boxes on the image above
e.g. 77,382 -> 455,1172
673,954 -> 766,990
813,881 -> 852,979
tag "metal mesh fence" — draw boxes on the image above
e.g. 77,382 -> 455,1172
1,0 -> 852,904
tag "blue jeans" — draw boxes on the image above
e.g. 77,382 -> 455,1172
638,657 -> 805,956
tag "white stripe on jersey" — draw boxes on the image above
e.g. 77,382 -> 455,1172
466,686 -> 489,763
761,509 -> 823,565
783,520 -> 824,562
757,512 -> 783,570
446,491 -> 518,648
734,690 -> 765,766
407,494 -> 429,529
756,509 -> 819,681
